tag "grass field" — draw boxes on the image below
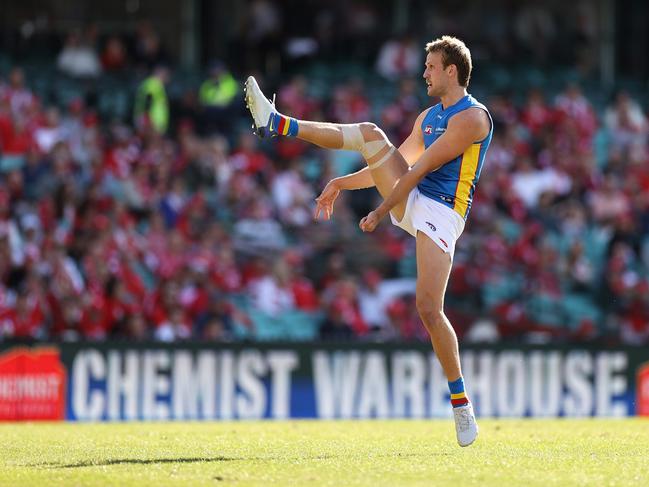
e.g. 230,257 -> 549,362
1,419 -> 648,486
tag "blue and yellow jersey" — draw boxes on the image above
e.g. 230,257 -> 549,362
417,95 -> 492,220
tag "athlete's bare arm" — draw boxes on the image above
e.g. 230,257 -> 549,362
359,108 -> 490,232
314,110 -> 429,220
396,109 -> 428,165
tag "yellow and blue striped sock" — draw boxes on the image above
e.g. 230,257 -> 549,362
271,112 -> 299,136
449,377 -> 469,408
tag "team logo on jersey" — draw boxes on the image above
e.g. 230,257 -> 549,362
424,125 -> 433,134
425,221 -> 436,231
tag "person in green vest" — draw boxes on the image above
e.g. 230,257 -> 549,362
199,61 -> 239,136
134,65 -> 170,134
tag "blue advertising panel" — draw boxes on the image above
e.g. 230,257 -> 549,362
1,343 -> 647,421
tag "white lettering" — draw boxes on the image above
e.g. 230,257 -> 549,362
219,352 -> 234,419
0,374 -> 60,400
529,352 -> 561,417
429,354 -> 449,417
172,351 -> 217,419
595,352 -> 628,417
313,351 -> 361,419
564,352 -> 593,416
236,350 -> 267,419
107,351 -> 139,420
357,352 -> 389,418
462,351 -> 494,417
392,351 -> 425,418
267,351 -> 298,419
496,351 -> 525,417
142,350 -> 171,420
72,350 -> 105,420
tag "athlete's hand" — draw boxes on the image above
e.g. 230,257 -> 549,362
314,179 -> 341,220
359,210 -> 382,232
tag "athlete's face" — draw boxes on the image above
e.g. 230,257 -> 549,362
423,51 -> 451,97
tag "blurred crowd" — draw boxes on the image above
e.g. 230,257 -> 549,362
456,85 -> 649,345
1,19 -> 648,345
3,1 -> 602,79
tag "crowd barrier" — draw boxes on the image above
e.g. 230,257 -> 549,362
1,342 -> 648,420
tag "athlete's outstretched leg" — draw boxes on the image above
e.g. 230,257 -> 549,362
245,76 -> 410,220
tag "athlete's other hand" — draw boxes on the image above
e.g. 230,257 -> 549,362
359,210 -> 381,232
314,179 -> 341,220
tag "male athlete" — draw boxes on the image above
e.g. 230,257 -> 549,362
244,36 -> 492,447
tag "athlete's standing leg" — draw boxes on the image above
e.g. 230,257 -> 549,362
415,232 -> 477,446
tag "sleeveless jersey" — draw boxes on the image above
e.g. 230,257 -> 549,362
417,94 -> 492,220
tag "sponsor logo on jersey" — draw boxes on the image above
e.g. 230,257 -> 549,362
424,125 -> 433,134
425,221 -> 436,231
439,238 -> 449,248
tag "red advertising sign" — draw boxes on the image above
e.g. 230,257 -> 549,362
0,347 -> 66,421
638,362 -> 649,416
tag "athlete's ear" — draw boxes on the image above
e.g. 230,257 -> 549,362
446,64 -> 456,78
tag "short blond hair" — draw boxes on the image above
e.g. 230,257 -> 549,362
425,36 -> 472,87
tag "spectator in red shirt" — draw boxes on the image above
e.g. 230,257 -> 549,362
1,291 -> 46,339
520,88 -> 555,137
101,36 -> 128,72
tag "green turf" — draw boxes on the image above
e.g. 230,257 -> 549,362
1,419 -> 648,486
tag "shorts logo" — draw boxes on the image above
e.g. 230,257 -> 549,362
424,125 -> 433,134
439,238 -> 448,248
426,221 -> 436,231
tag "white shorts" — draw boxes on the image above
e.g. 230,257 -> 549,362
390,188 -> 465,259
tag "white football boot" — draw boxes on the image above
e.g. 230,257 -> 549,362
453,403 -> 478,447
244,76 -> 278,138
